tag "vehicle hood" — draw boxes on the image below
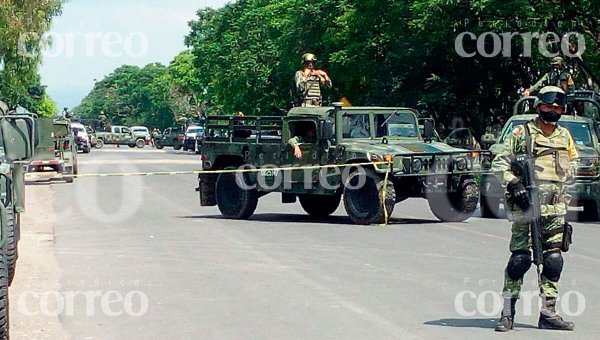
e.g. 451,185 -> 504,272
343,139 -> 470,156
575,144 -> 599,159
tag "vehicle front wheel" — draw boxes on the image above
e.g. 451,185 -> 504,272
155,141 -> 164,149
65,167 -> 74,183
5,205 -> 17,285
95,139 -> 104,149
299,193 -> 341,217
215,171 -> 258,219
343,168 -> 395,225
173,140 -> 182,150
428,178 -> 479,222
135,139 -> 145,148
582,199 -> 600,221
0,250 -> 9,338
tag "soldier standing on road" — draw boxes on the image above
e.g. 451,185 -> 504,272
492,86 -> 578,332
523,57 -> 575,96
295,53 -> 332,107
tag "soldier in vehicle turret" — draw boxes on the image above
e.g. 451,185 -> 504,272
295,53 -> 332,107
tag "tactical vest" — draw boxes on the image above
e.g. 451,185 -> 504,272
527,123 -> 573,182
304,75 -> 322,101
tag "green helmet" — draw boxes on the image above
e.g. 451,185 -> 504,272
302,53 -> 317,64
551,56 -> 564,66
534,86 -> 566,108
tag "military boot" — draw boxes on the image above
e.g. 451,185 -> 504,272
538,297 -> 575,330
495,296 -> 517,332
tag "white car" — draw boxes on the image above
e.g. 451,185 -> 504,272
184,126 -> 204,152
131,126 -> 151,144
71,122 -> 91,153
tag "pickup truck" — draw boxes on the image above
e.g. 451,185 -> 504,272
94,126 -> 146,149
196,103 -> 488,225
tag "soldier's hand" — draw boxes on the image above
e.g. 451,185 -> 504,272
507,179 -> 530,211
522,89 -> 531,97
293,145 -> 302,159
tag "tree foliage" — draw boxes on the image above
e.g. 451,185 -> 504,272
78,0 -> 599,135
0,0 -> 63,111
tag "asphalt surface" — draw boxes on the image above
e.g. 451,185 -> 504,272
21,147 -> 600,339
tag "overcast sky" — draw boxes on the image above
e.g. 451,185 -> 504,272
40,0 -> 230,109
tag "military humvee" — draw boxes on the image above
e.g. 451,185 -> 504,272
196,104 -> 488,225
480,92 -> 600,221
26,118 -> 78,183
0,101 -> 35,336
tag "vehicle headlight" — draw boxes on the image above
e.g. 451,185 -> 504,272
578,158 -> 598,167
454,157 -> 467,171
412,158 -> 423,173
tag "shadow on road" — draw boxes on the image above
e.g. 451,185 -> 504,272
424,318 -> 537,329
182,214 -> 441,226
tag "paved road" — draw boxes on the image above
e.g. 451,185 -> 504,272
17,148 -> 600,339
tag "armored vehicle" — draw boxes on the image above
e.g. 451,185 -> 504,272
480,93 -> 600,220
0,101 -> 35,336
196,104 -> 488,225
26,118 -> 78,183
154,126 -> 185,150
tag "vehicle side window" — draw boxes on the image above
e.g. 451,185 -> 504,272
114,127 -> 121,133
123,128 -> 131,134
165,128 -> 171,134
289,121 -> 317,144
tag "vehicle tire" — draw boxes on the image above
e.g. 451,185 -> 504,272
95,139 -> 104,149
343,168 -> 395,225
65,167 -> 74,183
135,139 -> 145,148
0,250 -> 8,339
428,177 -> 479,222
215,170 -> 258,219
155,141 -> 164,150
5,205 -> 17,286
480,195 -> 502,219
582,199 -> 600,221
173,140 -> 182,151
183,145 -> 188,152
299,193 -> 341,217
83,147 -> 90,154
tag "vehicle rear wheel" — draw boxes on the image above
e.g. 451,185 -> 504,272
582,199 -> 600,221
215,170 -> 258,219
343,168 -> 395,225
428,178 -> 479,222
5,204 -> 17,285
173,140 -> 182,150
0,249 -> 9,338
95,139 -> 104,149
135,139 -> 145,148
299,193 -> 341,217
480,195 -> 501,219
65,167 -> 74,183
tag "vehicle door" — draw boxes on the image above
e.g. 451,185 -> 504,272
121,127 -> 133,143
278,119 -> 320,191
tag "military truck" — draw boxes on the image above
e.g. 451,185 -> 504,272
0,101 -> 35,336
154,126 -> 185,150
94,125 -> 146,149
196,104 -> 488,225
480,93 -> 600,220
26,118 -> 78,183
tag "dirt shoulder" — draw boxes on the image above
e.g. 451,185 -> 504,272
9,184 -> 69,339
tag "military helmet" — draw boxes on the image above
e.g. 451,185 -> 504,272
551,56 -> 564,66
302,53 -> 317,64
534,86 -> 566,108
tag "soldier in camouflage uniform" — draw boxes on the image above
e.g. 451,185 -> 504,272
524,56 -> 575,96
288,123 -> 317,159
492,86 -> 577,332
295,53 -> 332,107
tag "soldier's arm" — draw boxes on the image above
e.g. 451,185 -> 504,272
566,132 -> 579,170
295,71 -> 307,93
288,136 -> 304,147
491,127 -> 522,185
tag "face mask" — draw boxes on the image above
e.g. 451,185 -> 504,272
539,110 -> 561,124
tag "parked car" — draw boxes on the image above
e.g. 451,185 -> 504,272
184,126 -> 204,152
154,126 -> 185,150
71,122 -> 91,153
131,126 -> 151,145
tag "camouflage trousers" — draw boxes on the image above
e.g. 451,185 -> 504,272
503,183 -> 568,299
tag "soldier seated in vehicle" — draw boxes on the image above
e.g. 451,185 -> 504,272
288,122 -> 317,159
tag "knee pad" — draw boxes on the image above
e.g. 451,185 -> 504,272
506,251 -> 532,280
542,252 -> 564,282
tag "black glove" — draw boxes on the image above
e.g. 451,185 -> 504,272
507,179 -> 530,211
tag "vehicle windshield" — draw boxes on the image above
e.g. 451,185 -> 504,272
500,120 -> 594,147
187,128 -> 203,134
376,111 -> 419,138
